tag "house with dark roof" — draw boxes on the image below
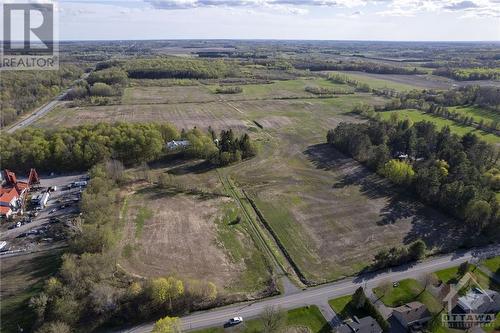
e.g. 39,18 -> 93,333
392,302 -> 432,329
336,316 -> 383,333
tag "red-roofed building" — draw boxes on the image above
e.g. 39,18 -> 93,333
0,170 -> 30,219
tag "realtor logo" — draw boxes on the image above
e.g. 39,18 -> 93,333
1,1 -> 59,70
441,272 -> 498,329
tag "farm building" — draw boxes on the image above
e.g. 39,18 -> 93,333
0,169 -> 40,219
166,140 -> 190,150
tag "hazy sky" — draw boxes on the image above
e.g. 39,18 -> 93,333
49,0 -> 500,40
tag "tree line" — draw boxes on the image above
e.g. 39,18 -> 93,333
293,59 -> 425,75
0,123 -> 257,173
327,119 -> 499,232
0,65 -> 83,127
328,73 -> 371,92
433,67 -> 500,81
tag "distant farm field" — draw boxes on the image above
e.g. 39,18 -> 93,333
448,105 -> 500,124
327,71 -> 452,90
378,109 -> 500,144
34,102 -> 250,132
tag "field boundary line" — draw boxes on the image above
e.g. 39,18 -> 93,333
241,190 -> 312,287
217,170 -> 307,289
216,170 -> 304,289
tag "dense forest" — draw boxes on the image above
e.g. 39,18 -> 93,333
327,119 -> 499,231
124,58 -> 234,79
0,65 -> 83,127
0,123 -> 256,173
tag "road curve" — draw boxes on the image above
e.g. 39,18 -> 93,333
119,244 -> 500,333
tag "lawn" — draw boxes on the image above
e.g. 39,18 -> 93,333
191,305 -> 329,333
483,256 -> 500,275
0,250 -> 63,333
484,313 -> 500,333
329,295 -> 368,320
373,279 -> 443,313
378,109 -> 500,144
435,265 -> 500,291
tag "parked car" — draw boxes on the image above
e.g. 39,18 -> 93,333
228,317 -> 243,325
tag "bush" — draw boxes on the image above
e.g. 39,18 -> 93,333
89,82 -> 114,97
66,86 -> 88,100
215,86 -> 242,94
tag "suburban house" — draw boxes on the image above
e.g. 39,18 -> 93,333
458,288 -> 500,314
392,302 -> 432,329
337,316 -> 383,333
0,170 -> 29,219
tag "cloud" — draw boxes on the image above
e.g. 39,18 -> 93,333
144,0 -> 368,10
376,0 -> 499,17
444,1 -> 479,10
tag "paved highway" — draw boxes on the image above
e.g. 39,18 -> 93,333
120,244 -> 500,333
5,73 -> 88,133
6,93 -> 67,133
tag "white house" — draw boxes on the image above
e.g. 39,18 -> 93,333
166,140 -> 191,150
458,288 -> 500,314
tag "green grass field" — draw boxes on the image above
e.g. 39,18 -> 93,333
483,256 -> 500,274
192,305 -> 329,333
448,105 -> 500,125
378,109 -> 500,144
373,279 -> 443,313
